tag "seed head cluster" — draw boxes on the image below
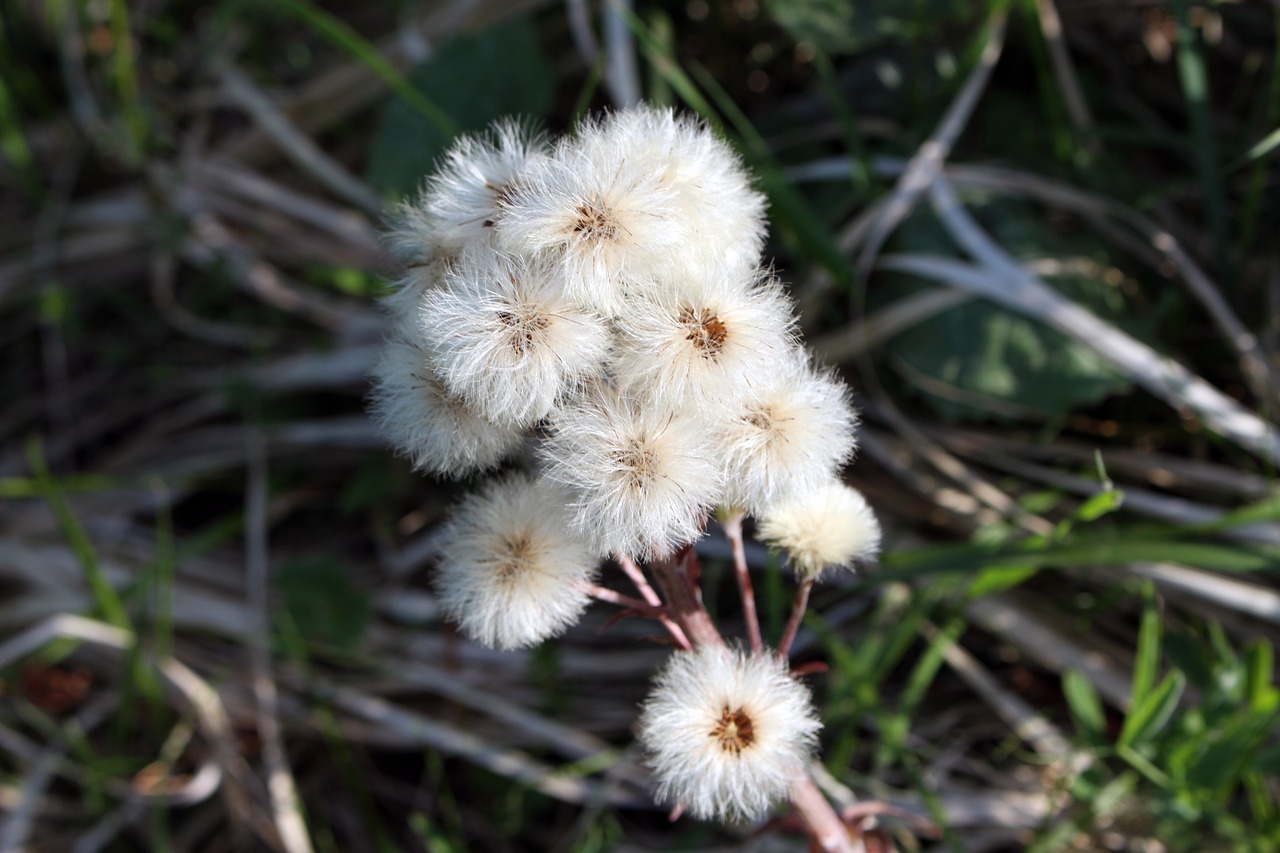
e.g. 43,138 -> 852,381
370,106 -> 885,824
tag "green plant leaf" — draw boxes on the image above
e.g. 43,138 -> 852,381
1063,668 -> 1106,742
1119,670 -> 1186,748
881,199 -> 1154,423
1131,588 -> 1162,710
366,19 -> 555,198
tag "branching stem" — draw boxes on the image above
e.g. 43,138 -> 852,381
721,512 -> 762,654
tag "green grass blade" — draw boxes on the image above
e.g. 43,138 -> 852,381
1171,0 -> 1228,271
1063,668 -> 1106,742
272,0 -> 456,137
24,437 -> 129,630
1129,584 -> 1162,710
107,0 -> 147,163
1119,670 -> 1186,749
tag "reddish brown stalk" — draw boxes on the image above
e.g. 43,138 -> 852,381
647,547 -> 725,649
617,554 -> 692,650
648,547 -> 857,852
721,512 -> 762,654
777,577 -> 814,662
790,774 -> 860,853
582,583 -> 658,614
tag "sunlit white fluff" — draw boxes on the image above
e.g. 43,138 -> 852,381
758,481 -> 881,580
398,119 -> 549,258
378,256 -> 455,332
612,267 -> 797,417
539,389 -> 723,560
718,349 -> 859,516
590,106 -> 767,276
638,645 -> 820,823
420,251 -> 611,426
368,334 -> 525,477
496,117 -> 695,312
434,474 -> 599,650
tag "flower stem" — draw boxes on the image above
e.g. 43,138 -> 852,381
648,548 -> 724,649
618,555 -> 692,650
721,512 -> 762,654
582,583 -> 659,614
777,577 -> 813,661
790,773 -> 860,853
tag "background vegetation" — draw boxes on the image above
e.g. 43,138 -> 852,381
0,0 -> 1278,850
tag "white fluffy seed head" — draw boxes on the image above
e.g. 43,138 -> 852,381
419,251 -> 611,426
368,334 -> 525,477
539,389 -> 723,560
595,106 -> 767,276
434,473 -> 599,650
638,645 -> 821,823
377,256 -> 456,333
758,481 -> 882,580
496,111 -> 714,312
718,349 -> 859,516
611,268 -> 798,417
407,118 -> 549,257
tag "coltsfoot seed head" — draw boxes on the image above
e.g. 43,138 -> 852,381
758,480 -> 882,580
611,266 -> 798,418
368,334 -> 525,477
434,473 -> 598,649
717,347 -> 859,516
539,388 -> 723,560
420,250 -> 611,426
638,645 -> 821,823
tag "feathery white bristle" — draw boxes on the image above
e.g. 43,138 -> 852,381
539,388 -> 723,560
420,251 -> 611,426
434,474 -> 599,650
368,334 -> 525,477
717,348 -> 859,516
758,481 -> 882,580
638,645 -> 821,823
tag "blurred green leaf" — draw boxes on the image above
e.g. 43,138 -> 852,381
882,200 -> 1152,422
1187,709 -> 1280,794
763,0 -> 918,54
366,20 -> 555,197
1075,489 -> 1125,523
1063,668 -> 1106,742
1131,589 -> 1162,709
966,563 -> 1037,598
1244,640 -> 1278,712
1120,671 -> 1186,749
277,557 -> 369,652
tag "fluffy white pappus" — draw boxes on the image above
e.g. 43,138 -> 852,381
407,119 -> 549,257
539,390 -> 723,560
717,349 -> 859,516
637,645 -> 821,823
420,252 -> 611,426
434,474 -> 599,650
611,268 -> 798,417
377,256 -> 455,331
368,334 -> 525,477
757,481 -> 881,580
495,117 -> 695,313
588,106 -> 767,275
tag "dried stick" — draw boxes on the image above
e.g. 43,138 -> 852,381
218,65 -> 383,217
245,432 -> 314,853
721,512 -> 762,653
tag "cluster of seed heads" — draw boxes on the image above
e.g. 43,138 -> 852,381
370,105 -> 883,824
